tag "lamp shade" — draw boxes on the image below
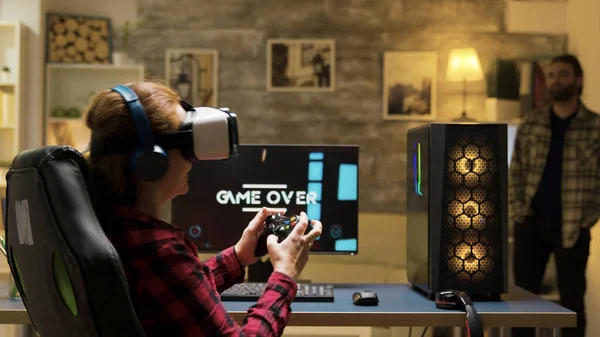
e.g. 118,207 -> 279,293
446,48 -> 484,82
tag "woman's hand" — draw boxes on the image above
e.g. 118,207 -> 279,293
234,207 -> 282,267
267,212 -> 322,280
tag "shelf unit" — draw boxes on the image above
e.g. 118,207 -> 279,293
45,63 -> 145,151
0,21 -> 25,190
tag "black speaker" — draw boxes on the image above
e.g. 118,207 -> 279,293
407,123 -> 508,300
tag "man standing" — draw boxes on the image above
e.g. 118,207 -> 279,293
509,54 -> 600,337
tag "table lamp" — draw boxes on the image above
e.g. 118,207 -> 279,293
446,48 -> 484,121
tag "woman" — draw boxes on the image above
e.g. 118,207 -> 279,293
85,80 -> 322,337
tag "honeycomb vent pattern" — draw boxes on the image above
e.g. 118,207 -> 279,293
440,127 -> 502,289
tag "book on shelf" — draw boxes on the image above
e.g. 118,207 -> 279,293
0,90 -> 14,126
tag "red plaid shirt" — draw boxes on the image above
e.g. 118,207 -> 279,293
103,206 -> 297,337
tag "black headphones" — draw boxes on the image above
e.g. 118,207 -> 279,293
435,290 -> 483,337
111,85 -> 170,182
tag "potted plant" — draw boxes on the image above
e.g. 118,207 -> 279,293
0,66 -> 9,82
485,59 -> 522,121
112,21 -> 130,65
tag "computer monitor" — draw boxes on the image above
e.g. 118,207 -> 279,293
172,144 -> 359,256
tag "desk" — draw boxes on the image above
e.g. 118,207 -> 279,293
0,283 -> 32,337
224,284 -> 575,335
0,283 -> 575,337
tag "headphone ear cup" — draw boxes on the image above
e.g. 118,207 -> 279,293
131,145 -> 169,181
435,300 -> 461,310
435,292 -> 462,310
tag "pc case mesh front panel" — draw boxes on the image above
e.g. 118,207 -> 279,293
439,125 -> 504,293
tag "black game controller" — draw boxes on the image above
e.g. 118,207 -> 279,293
254,214 -> 305,257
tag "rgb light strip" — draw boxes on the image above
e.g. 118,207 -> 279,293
414,142 -> 423,196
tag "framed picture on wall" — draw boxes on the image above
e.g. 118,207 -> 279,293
46,12 -> 113,64
528,56 -> 555,110
266,39 -> 335,92
382,51 -> 438,121
165,49 -> 219,107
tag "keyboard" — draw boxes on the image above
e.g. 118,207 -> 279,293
221,282 -> 335,302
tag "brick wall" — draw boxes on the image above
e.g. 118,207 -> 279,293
128,0 -> 566,213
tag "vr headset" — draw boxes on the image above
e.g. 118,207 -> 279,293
89,85 -> 239,181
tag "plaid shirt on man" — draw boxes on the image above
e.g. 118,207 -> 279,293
509,102 -> 600,248
103,206 -> 297,337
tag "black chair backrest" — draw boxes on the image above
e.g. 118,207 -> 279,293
5,146 -> 146,337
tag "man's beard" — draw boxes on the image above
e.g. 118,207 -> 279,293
548,82 -> 578,101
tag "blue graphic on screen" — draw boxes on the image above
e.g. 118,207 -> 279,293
335,163 -> 357,251
306,154 -> 358,253
188,225 -> 202,239
307,152 -> 323,239
308,162 -> 323,181
338,164 -> 357,201
413,142 -> 423,196
307,182 -> 322,201
336,239 -> 357,251
307,152 -> 358,251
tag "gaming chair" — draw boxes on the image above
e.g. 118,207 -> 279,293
4,145 -> 146,337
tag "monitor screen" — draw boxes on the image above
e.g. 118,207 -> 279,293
172,144 -> 359,254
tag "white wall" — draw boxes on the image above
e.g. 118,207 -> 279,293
568,1 -> 600,336
0,3 -> 45,336
0,0 -> 45,150
568,0 -> 600,109
46,0 -> 137,27
505,0 -> 568,35
0,0 -> 138,151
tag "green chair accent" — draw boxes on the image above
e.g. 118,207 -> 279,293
53,251 -> 78,316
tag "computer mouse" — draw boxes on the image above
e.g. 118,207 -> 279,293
352,290 -> 379,306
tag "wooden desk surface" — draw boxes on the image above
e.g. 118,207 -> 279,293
223,283 -> 576,328
0,282 -> 575,329
0,283 -> 29,325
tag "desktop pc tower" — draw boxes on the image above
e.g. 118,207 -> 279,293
407,123 -> 508,300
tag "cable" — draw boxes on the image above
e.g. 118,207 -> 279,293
435,290 -> 483,337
